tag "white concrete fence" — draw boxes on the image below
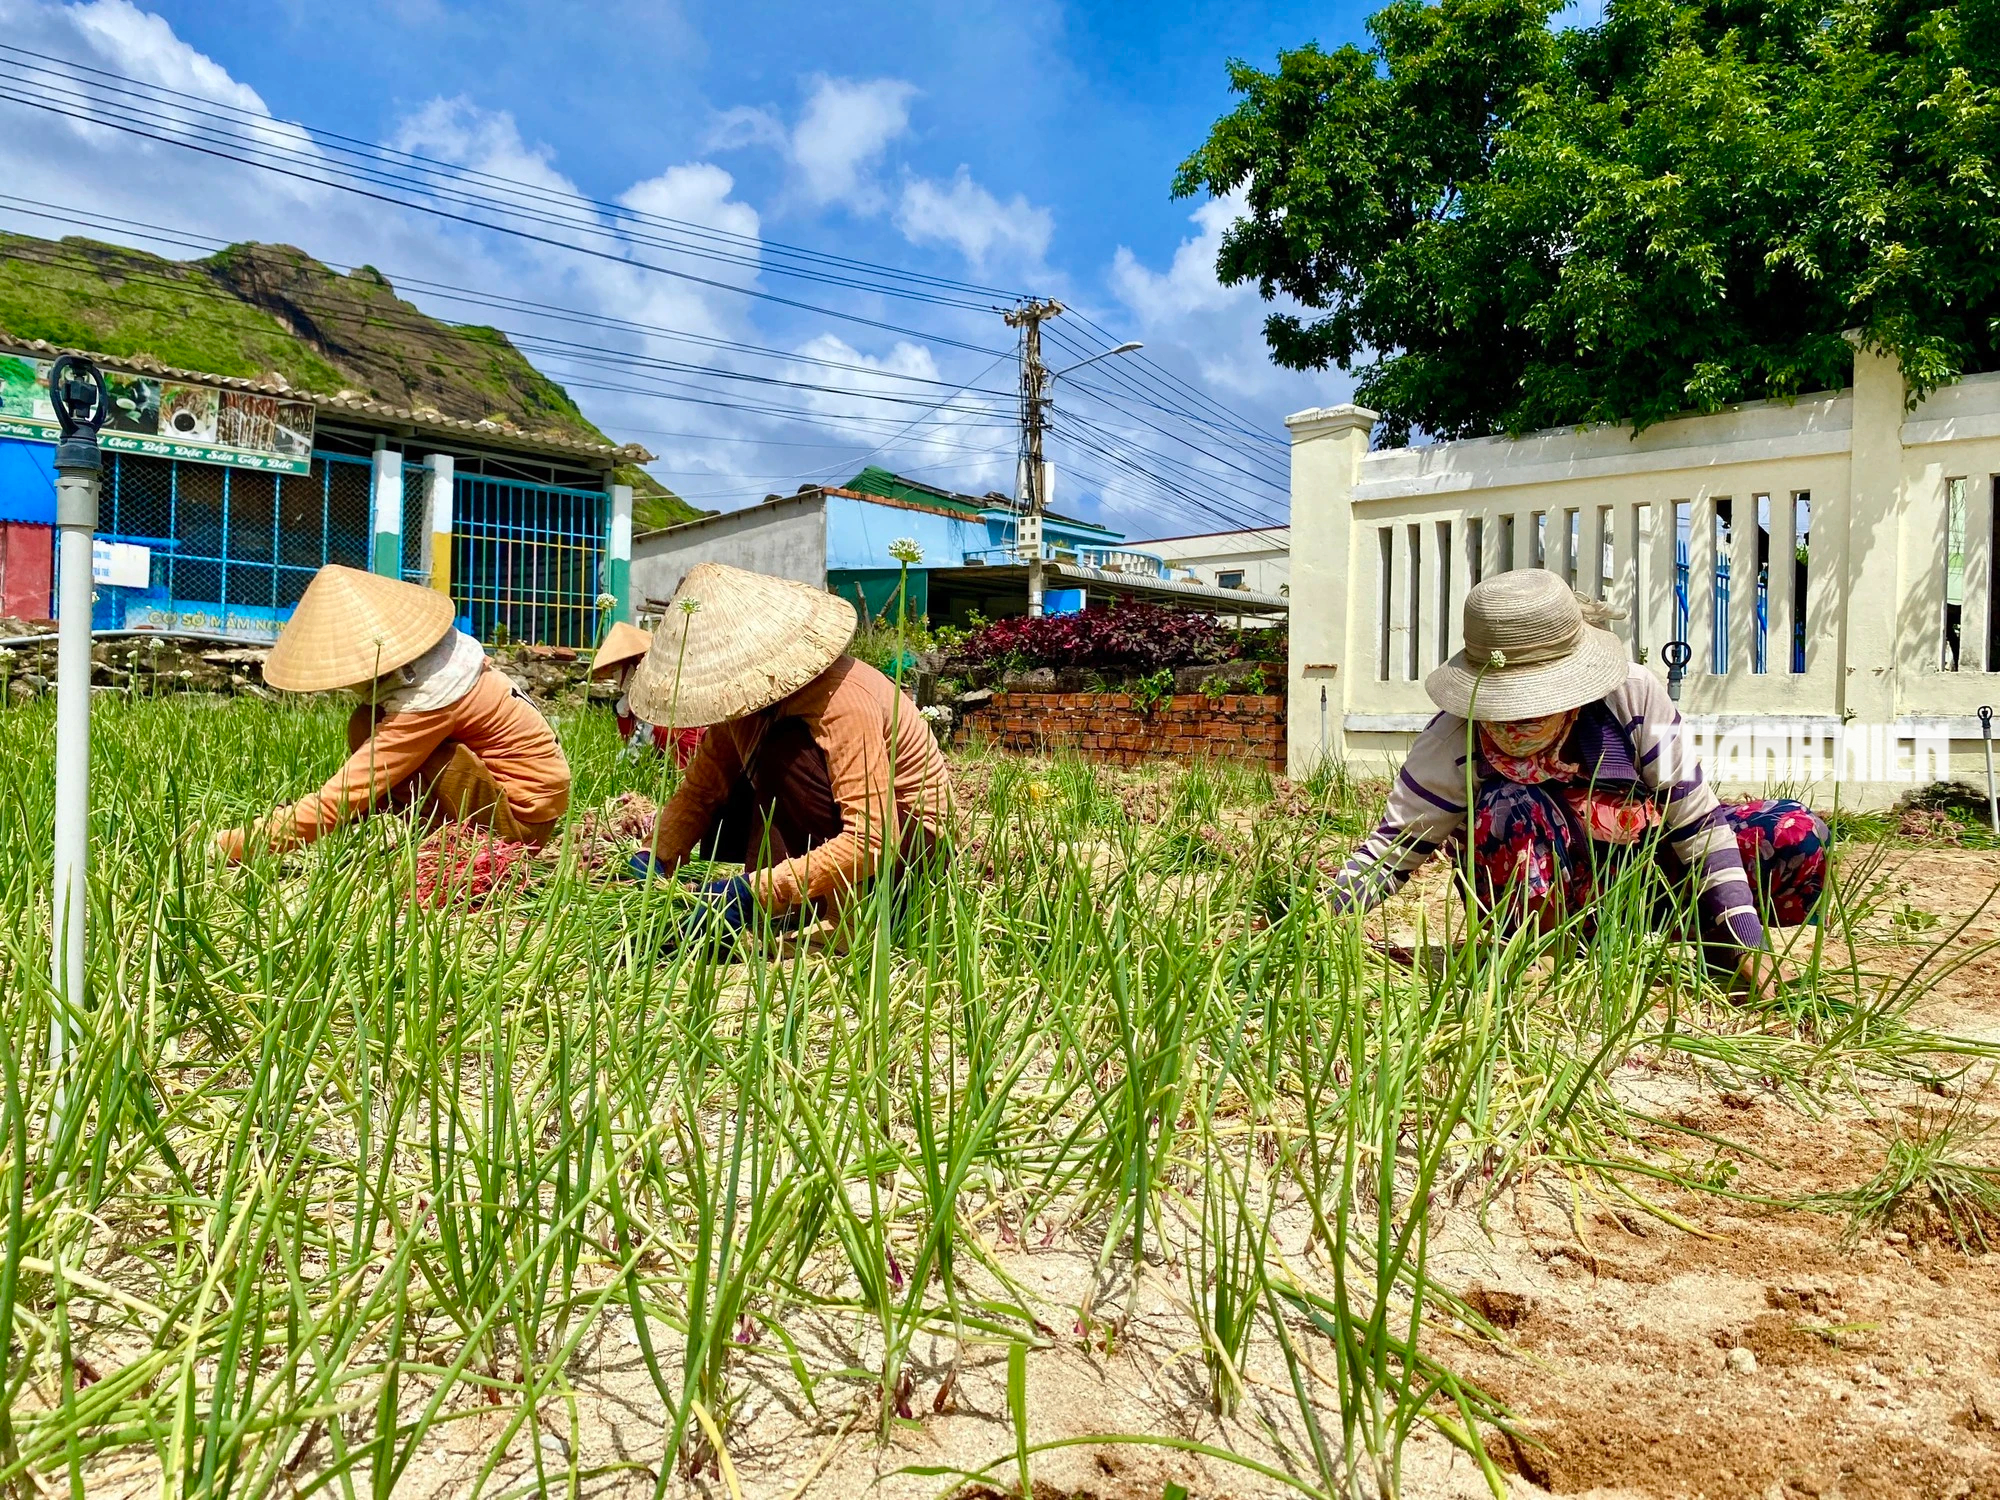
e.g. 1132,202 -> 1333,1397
1287,345 -> 2000,806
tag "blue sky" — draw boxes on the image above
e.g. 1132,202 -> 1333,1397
0,0 -> 1402,536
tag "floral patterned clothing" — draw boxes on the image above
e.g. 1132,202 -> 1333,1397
1469,779 -> 1828,954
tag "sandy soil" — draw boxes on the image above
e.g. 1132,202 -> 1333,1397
424,846 -> 2000,1500
76,842 -> 2000,1500
1423,844 -> 2000,1500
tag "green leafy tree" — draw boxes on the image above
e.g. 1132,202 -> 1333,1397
1176,0 -> 2000,443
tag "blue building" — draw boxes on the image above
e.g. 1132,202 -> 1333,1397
0,341 -> 653,645
629,466 -> 1286,624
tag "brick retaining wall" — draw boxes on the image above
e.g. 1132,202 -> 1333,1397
961,691 -> 1285,770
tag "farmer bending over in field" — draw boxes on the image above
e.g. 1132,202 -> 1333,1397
628,562 -> 953,936
590,621 -> 704,766
213,566 -> 572,862
1331,569 -> 1827,1000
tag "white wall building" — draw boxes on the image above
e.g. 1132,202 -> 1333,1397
1140,526 -> 1291,609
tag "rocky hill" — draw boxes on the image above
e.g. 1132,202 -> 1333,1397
0,232 -> 703,530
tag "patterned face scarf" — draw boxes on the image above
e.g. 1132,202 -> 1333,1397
1481,706 -> 1662,843
1478,709 -> 1580,784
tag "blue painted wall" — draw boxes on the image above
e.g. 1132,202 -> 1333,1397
824,494 -> 984,573
0,438 -> 56,525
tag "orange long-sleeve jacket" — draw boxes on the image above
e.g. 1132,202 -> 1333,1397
261,667 -> 571,849
648,656 -> 952,910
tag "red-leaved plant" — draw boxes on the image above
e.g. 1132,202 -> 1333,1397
959,602 -> 1230,674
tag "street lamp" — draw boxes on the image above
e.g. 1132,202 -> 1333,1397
48,354 -> 108,1107
1050,342 -> 1143,383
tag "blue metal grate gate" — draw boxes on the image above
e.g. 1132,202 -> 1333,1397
80,451 -> 607,648
450,474 -> 606,648
93,451 -> 374,639
401,462 -> 432,587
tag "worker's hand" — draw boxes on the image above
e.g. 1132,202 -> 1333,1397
213,827 -> 247,865
1734,947 -> 1791,1006
657,874 -> 759,960
626,849 -> 668,881
692,875 -> 757,934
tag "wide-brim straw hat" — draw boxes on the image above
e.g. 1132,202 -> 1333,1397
1425,568 -> 1630,721
264,565 -> 456,693
627,562 -> 857,728
591,621 -> 652,678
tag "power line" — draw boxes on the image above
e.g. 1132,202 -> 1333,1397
1046,406 -> 1289,519
1050,371 -> 1291,496
0,238 -> 1014,425
0,67 -> 1011,355
0,43 -> 1027,309
1061,311 -> 1290,450
1049,414 -> 1289,537
0,197 -> 1006,401
1042,323 -> 1290,477
0,163 -> 1290,540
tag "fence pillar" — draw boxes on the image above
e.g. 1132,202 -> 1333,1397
1842,339 -> 1905,723
370,441 -> 403,578
1285,403 -> 1378,774
425,452 -> 455,598
606,480 -> 634,626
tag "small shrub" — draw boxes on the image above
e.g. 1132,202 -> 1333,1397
1130,668 -> 1175,715
959,600 -> 1230,675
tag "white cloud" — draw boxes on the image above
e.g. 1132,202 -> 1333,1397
789,76 -> 916,211
0,5 -> 790,503
69,0 -> 266,110
391,97 -> 571,198
1066,193 -> 1352,538
1109,192 -> 1345,406
1110,195 -> 1248,328
702,75 -> 918,216
703,104 -> 788,154
0,2 -> 1318,534
0,0 -> 324,206
621,162 -> 761,241
895,166 -> 1052,273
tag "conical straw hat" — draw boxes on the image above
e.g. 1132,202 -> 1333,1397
264,565 -> 457,692
591,620 -> 653,678
628,563 -> 857,728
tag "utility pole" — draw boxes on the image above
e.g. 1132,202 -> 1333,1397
1004,298 -> 1062,617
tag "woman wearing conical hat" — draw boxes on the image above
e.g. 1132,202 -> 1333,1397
213,566 -> 572,862
1330,570 -> 1829,1001
627,562 -> 953,932
591,621 -> 704,767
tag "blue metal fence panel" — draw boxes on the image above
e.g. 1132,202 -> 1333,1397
93,451 -> 373,639
450,474 -> 606,647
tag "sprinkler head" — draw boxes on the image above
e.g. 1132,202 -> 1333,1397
48,355 -> 110,472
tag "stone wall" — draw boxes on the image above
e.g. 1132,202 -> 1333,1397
0,625 -> 602,707
960,690 -> 1285,770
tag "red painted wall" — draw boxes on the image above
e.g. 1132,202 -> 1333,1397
0,522 -> 53,621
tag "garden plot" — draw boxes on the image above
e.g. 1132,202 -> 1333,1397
3,696 -> 1999,1500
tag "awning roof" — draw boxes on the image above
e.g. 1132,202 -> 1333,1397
929,560 -> 1288,614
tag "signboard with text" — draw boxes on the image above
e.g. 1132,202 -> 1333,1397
0,351 -> 315,476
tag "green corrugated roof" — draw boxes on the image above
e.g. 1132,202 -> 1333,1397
844,466 -> 988,516
845,466 -> 1126,540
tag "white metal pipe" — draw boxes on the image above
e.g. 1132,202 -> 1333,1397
51,467 -> 98,1083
